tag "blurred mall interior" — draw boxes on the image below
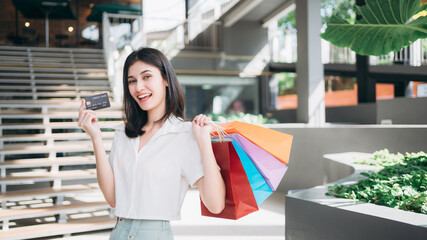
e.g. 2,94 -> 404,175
0,0 -> 426,239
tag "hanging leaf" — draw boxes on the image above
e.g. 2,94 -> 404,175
321,0 -> 427,56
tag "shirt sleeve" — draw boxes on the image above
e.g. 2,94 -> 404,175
182,134 -> 204,188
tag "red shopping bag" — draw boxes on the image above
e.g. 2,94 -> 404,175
201,141 -> 258,220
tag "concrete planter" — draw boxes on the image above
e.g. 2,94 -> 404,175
285,152 -> 427,240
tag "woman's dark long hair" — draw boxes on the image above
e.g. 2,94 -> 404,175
122,48 -> 185,138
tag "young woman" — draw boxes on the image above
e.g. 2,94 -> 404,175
78,48 -> 225,239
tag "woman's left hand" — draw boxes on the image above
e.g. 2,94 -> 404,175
192,114 -> 213,144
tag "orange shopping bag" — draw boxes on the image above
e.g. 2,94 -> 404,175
217,121 -> 293,164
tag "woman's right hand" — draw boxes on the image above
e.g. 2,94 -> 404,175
78,99 -> 101,140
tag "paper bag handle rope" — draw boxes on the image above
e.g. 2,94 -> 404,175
206,121 -> 227,142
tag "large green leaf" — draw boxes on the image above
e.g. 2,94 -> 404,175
321,0 -> 427,56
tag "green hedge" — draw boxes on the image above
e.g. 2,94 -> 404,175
326,150 -> 427,214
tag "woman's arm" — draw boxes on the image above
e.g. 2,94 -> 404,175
192,114 -> 226,214
78,100 -> 116,208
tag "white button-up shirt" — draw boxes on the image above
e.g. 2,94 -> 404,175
108,116 -> 204,220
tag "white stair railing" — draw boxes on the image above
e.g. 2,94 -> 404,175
102,1 -> 240,103
370,38 -> 426,66
269,30 -> 426,66
103,12 -> 143,103
103,13 -> 223,103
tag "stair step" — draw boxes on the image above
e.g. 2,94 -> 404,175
0,104 -> 120,113
0,132 -> 115,142
0,132 -> 113,142
0,99 -> 120,107
0,121 -> 121,130
0,215 -> 115,240
0,72 -> 108,79
0,51 -> 104,59
0,79 -> 110,85
0,67 -> 107,73
0,201 -> 109,221
0,183 -> 99,202
0,56 -> 105,64
32,52 -> 104,59
0,61 -> 106,69
0,140 -> 113,155
0,156 -> 96,169
0,111 -> 122,119
0,54 -> 103,61
0,91 -> 109,98
0,85 -> 111,91
0,46 -> 104,53
0,169 -> 97,185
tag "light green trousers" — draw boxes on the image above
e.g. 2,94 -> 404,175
109,217 -> 173,240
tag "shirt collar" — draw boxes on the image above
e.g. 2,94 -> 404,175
156,115 -> 189,136
114,115 -> 189,137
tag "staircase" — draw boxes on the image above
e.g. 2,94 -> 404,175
0,46 -> 122,239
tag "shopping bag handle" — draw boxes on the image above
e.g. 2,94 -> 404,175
206,120 -> 228,142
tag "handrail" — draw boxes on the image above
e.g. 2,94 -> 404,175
102,1 -> 240,103
188,0 -> 240,20
103,13 -> 223,103
269,29 -> 426,66
370,39 -> 427,66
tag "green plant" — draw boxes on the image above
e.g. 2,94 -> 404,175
424,37 -> 427,55
321,0 -> 427,56
207,112 -> 279,124
277,72 -> 296,96
278,0 -> 356,30
326,150 -> 427,214
354,149 -> 404,167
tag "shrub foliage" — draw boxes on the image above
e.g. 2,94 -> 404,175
326,150 -> 427,214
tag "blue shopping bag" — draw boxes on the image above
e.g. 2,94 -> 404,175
231,140 -> 273,205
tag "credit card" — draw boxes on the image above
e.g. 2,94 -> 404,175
84,93 -> 111,111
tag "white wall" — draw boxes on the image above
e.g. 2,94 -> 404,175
377,97 -> 427,124
326,103 -> 377,124
267,124 -> 427,193
270,97 -> 427,124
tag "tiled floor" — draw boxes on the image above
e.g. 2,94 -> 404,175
48,190 -> 286,240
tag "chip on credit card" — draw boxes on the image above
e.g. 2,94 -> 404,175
84,93 -> 111,111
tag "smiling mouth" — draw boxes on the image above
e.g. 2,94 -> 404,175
137,94 -> 152,101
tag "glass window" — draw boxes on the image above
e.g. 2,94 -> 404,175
270,73 -> 297,110
177,75 -> 258,118
270,74 -> 399,109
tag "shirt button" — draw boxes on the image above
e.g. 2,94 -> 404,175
119,218 -> 124,222
129,235 -> 134,239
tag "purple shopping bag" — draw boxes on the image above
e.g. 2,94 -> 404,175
229,133 -> 288,191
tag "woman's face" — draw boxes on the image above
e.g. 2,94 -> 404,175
127,60 -> 168,116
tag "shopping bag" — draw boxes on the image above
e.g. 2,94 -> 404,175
229,133 -> 288,191
218,121 -> 293,164
230,140 -> 273,205
201,141 -> 258,220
